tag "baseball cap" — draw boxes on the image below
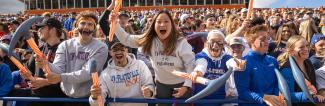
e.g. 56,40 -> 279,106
119,13 -> 130,18
36,18 -> 62,29
311,33 -> 325,45
108,36 -> 127,49
229,37 -> 245,46
180,14 -> 191,23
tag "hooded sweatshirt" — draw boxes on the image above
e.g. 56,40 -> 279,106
48,37 -> 108,98
89,54 -> 154,106
114,23 -> 195,87
234,50 -> 279,106
193,48 -> 232,99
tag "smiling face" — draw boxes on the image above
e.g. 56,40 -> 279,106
206,17 -> 216,29
314,40 -> 325,56
38,26 -> 50,41
281,26 -> 292,41
206,34 -> 224,57
251,31 -> 270,54
109,43 -> 128,65
77,18 -> 96,42
154,13 -> 172,41
291,39 -> 310,59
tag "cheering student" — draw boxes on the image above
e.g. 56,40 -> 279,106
190,30 -> 232,106
277,36 -> 325,105
89,38 -> 154,106
36,11 -> 108,106
234,25 -> 283,106
108,1 -> 196,106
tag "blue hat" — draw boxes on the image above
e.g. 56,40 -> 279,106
311,33 -> 325,45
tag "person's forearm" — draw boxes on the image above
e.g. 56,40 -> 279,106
99,10 -> 111,36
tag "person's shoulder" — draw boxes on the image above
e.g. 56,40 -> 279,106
223,54 -> 233,60
0,63 -> 9,68
266,55 -> 277,61
0,63 -> 10,71
195,51 -> 208,58
57,38 -> 74,47
309,55 -> 321,62
101,66 -> 114,76
90,38 -> 108,50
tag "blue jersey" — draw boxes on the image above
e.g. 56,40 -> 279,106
193,51 -> 232,99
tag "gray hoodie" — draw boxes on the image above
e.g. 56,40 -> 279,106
89,54 -> 154,106
114,23 -> 195,87
49,37 -> 108,98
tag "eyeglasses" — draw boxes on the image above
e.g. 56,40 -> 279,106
112,46 -> 126,52
79,22 -> 94,27
230,44 -> 245,51
207,41 -> 224,48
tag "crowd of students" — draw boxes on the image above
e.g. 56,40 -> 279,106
1,1 -> 325,106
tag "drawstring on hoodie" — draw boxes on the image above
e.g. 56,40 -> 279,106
109,54 -> 136,103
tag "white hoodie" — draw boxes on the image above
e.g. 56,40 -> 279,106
89,54 -> 154,106
114,23 -> 195,87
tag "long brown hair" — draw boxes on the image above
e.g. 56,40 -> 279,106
275,24 -> 293,47
277,36 -> 306,67
225,15 -> 239,35
138,10 -> 183,56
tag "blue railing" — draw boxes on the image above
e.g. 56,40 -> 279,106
0,97 -> 321,104
0,97 -> 245,104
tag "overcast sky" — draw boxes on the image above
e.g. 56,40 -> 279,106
0,0 -> 324,14
254,0 -> 325,8
0,0 -> 25,14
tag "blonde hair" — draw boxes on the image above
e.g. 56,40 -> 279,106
299,19 -> 318,42
225,15 -> 239,35
277,36 -> 306,67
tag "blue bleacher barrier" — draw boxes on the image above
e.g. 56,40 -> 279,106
0,97 -> 322,104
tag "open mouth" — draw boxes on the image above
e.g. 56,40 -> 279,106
115,54 -> 124,59
81,30 -> 94,35
79,29 -> 94,35
160,29 -> 167,35
210,48 -> 221,53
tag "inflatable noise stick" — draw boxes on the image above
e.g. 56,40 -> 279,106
289,56 -> 315,104
108,0 -> 122,42
89,59 -> 104,106
0,43 -> 34,80
274,68 -> 292,106
171,67 -> 233,103
9,16 -> 52,75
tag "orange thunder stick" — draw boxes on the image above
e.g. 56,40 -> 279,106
26,38 -> 52,75
247,0 -> 254,19
0,43 -> 34,80
9,57 -> 34,80
108,0 -> 122,42
89,59 -> 104,106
